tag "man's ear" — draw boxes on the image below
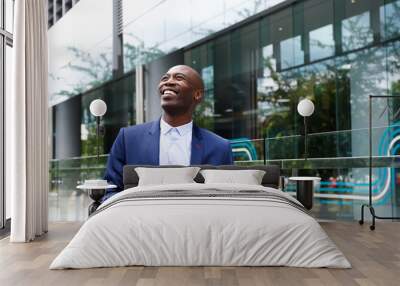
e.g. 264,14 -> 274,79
194,89 -> 204,102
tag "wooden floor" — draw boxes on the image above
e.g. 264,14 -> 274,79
0,222 -> 399,286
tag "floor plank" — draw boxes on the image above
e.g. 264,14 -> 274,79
0,222 -> 399,286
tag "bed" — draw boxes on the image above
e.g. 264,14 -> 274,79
50,165 -> 351,269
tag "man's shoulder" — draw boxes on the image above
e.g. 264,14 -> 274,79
197,126 -> 230,146
123,121 -> 157,135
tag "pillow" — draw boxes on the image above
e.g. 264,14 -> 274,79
200,169 -> 266,185
135,167 -> 201,186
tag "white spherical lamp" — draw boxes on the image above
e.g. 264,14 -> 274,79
90,99 -> 107,117
89,99 -> 107,164
297,99 -> 314,117
297,98 -> 315,160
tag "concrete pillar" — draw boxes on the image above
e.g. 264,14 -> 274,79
53,95 -> 81,159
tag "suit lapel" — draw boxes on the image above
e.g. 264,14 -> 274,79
191,124 -> 203,165
147,119 -> 160,165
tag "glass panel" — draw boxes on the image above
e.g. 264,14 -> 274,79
48,132 -> 400,221
198,65 -> 215,130
230,128 -> 400,220
342,11 -> 374,52
304,0 -> 335,62
5,44 -> 12,219
48,0 -> 113,106
370,98 -> 400,219
81,74 -> 135,156
0,38 -> 3,228
210,22 -> 259,140
380,0 -> 400,41
122,0 -> 287,73
258,44 -> 278,98
309,25 -> 335,61
5,0 -> 14,33
50,73 -> 135,221
280,35 -> 304,69
49,156 -> 108,221
230,138 -> 265,163
388,41 -> 400,97
184,42 -> 215,131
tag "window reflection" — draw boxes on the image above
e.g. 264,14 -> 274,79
197,65 -> 215,130
257,45 -> 281,131
258,45 -> 278,98
80,75 -> 135,156
262,45 -> 276,76
185,43 -> 216,131
121,0 -> 286,74
387,41 -> 400,96
280,35 -> 304,69
380,0 -> 400,41
309,24 -> 335,61
342,11 -> 374,52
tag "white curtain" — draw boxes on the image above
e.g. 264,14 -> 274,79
7,0 -> 49,242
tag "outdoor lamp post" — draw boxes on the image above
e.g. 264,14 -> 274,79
78,99 -> 116,216
89,99 -> 107,163
297,98 -> 315,160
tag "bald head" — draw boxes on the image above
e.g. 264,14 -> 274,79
158,65 -> 205,119
167,65 -> 204,90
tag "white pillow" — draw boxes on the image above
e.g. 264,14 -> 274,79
200,169 -> 266,185
135,167 -> 201,186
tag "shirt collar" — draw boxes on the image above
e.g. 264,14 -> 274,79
160,118 -> 193,136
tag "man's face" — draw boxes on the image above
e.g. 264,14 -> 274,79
158,65 -> 203,115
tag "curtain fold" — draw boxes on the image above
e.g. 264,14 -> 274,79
7,0 -> 49,242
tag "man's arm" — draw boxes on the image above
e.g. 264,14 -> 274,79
104,128 -> 126,192
224,140 -> 234,165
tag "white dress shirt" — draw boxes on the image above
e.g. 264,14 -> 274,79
159,118 -> 193,166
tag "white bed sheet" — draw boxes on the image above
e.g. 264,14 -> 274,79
50,183 -> 351,269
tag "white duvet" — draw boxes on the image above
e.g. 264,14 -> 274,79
50,183 -> 351,269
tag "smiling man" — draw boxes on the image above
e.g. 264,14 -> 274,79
102,65 -> 233,200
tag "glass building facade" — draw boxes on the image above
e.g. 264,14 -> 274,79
49,0 -> 400,221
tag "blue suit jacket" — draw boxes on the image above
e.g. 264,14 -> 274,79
103,119 -> 233,198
